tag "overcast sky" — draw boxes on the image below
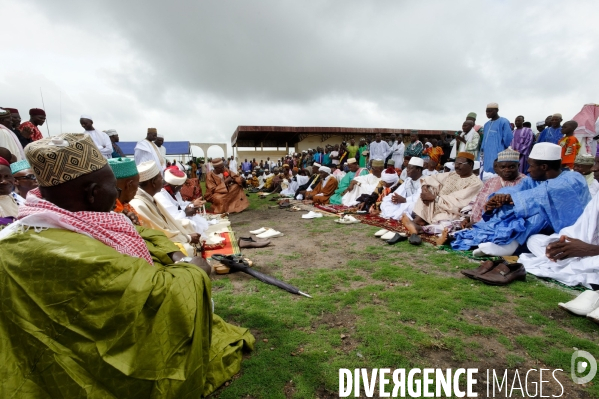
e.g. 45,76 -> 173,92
2,0 -> 598,157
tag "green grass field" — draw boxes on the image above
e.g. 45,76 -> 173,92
209,191 -> 599,398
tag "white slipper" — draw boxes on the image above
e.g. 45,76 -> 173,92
335,215 -> 361,224
256,230 -> 284,239
250,227 -> 269,234
559,290 -> 599,316
302,211 -> 323,219
375,229 -> 389,237
587,306 -> 599,324
381,231 -> 396,240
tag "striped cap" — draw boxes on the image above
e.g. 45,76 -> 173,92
497,147 -> 520,163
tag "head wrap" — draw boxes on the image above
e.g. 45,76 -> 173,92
313,162 -> 322,168
574,153 -> 595,165
444,162 -> 455,171
467,112 -> 477,119
552,113 -> 562,118
408,157 -> 424,168
3,107 -> 19,115
536,121 -> 545,127
381,167 -> 399,184
108,157 -> 138,179
137,161 -> 160,182
164,168 -> 187,185
425,142 -> 432,148
347,157 -> 357,164
104,129 -> 118,137
473,161 -> 481,170
529,143 -> 562,161
148,128 -> 157,134
456,152 -> 475,161
0,157 -> 9,167
29,108 -> 46,116
497,146 -> 520,163
25,133 -> 107,187
318,166 -> 331,174
10,159 -> 31,174
486,103 -> 499,109
371,159 -> 384,167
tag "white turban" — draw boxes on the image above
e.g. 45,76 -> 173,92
318,166 -> 331,174
381,168 -> 399,184
164,168 -> 187,186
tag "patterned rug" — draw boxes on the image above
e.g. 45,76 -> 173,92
202,226 -> 241,259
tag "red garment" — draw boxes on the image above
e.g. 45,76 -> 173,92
18,121 -> 43,141
18,188 -> 153,264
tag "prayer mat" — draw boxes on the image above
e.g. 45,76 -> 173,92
202,226 -> 241,259
314,204 -> 351,214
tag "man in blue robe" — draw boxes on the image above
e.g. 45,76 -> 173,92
536,113 -> 563,144
480,103 -> 513,173
452,143 -> 591,256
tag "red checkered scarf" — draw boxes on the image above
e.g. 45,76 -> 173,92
18,188 -> 153,264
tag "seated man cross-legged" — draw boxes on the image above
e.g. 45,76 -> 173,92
451,143 -> 591,256
402,152 -> 483,245
380,157 -> 424,220
0,134 -> 254,398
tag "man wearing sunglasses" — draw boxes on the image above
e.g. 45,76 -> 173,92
10,159 -> 38,205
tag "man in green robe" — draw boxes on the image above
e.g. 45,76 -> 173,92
358,138 -> 369,168
329,157 -> 369,204
0,133 -> 254,398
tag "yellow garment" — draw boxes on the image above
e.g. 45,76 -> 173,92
0,195 -> 18,218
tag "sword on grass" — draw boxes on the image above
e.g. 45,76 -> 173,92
211,254 -> 312,298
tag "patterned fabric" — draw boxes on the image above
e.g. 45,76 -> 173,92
405,140 -> 424,158
558,136 -> 580,166
17,121 -> 43,141
18,188 -> 153,264
470,174 -> 525,224
25,133 -> 107,187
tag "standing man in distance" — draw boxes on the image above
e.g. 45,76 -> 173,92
389,134 -> 405,169
479,103 -> 513,174
369,133 -> 391,168
79,115 -> 113,159
510,115 -> 534,174
18,108 -> 46,143
155,133 -> 167,159
104,129 -> 125,158
134,128 -> 166,171
537,113 -> 563,144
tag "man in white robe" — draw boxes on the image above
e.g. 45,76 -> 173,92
0,109 -> 24,161
153,168 -> 209,236
390,134 -> 405,167
573,153 -> 599,198
369,134 -> 391,168
155,133 -> 167,159
519,193 -> 599,288
134,128 -> 166,171
341,159 -> 384,206
380,157 -> 424,220
79,115 -> 113,159
451,120 -> 480,160
228,156 -> 238,176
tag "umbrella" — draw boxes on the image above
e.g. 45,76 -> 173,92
211,254 -> 312,298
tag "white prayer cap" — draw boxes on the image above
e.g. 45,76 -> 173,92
104,129 -> 118,136
80,114 -> 93,120
381,167 -> 399,184
157,133 -> 164,138
425,142 -> 432,148
164,168 -> 187,185
486,102 -> 499,109
137,160 -> 160,182
313,162 -> 322,168
536,121 -> 545,127
473,161 -> 481,170
529,143 -> 562,161
408,157 -> 424,167
347,157 -> 357,164
444,162 -> 455,171
552,113 -> 562,118
318,166 -> 331,174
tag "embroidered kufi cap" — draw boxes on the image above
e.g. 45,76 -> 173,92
574,153 -> 595,165
497,146 -> 520,163
137,160 -> 160,182
371,159 -> 384,167
25,133 -> 107,187
10,159 -> 31,174
108,157 -> 138,179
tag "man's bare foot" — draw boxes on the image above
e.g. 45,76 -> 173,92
401,213 -> 419,235
436,228 -> 449,246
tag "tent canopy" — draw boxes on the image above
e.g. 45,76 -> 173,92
118,141 -> 190,156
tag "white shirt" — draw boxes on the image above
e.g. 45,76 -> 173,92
158,145 -> 167,158
390,141 -> 405,166
422,169 -> 439,177
0,125 -> 24,161
84,129 -> 113,159
369,141 -> 391,162
229,159 -> 238,175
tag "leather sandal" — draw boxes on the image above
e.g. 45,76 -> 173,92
461,259 -> 506,279
408,233 -> 422,245
474,263 -> 526,286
